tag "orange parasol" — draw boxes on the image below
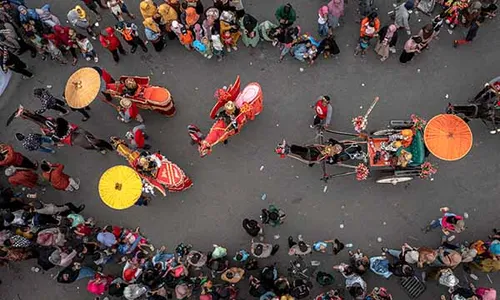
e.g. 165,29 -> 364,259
64,67 -> 101,109
424,114 -> 473,161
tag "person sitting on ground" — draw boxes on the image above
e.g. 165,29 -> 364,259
261,204 -> 286,227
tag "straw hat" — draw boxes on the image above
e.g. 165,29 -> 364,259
120,98 -> 132,108
224,101 -> 236,114
64,68 -> 100,109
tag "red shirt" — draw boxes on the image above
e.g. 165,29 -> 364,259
314,100 -> 329,119
134,129 -> 145,148
100,27 -> 121,51
0,145 -> 24,167
128,102 -> 139,118
42,163 -> 70,190
8,170 -> 38,188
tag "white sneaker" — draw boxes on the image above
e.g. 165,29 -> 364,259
94,56 -> 99,63
85,57 -> 91,61
389,47 -> 396,53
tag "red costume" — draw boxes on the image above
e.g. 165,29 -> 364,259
314,99 -> 329,119
8,170 -> 39,188
126,102 -> 140,118
134,130 -> 145,148
42,163 -> 70,190
101,68 -> 114,84
0,145 -> 24,167
100,27 -> 122,51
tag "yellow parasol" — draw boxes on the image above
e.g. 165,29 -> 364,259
64,67 -> 101,108
98,165 -> 142,210
424,114 -> 473,161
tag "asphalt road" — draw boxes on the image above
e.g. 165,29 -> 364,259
1,0 -> 500,299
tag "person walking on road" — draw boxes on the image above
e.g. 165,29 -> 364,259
4,165 -> 39,189
15,133 -> 56,154
453,16 -> 484,48
423,207 -> 466,235
99,27 -> 127,62
115,21 -> 148,53
34,88 -> 69,116
311,95 -> 333,128
41,160 -> 80,192
0,144 -> 38,169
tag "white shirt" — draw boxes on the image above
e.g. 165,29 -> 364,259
318,14 -> 328,25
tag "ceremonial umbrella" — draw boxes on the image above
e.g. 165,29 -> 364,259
424,114 -> 473,161
98,165 -> 142,210
64,67 -> 101,109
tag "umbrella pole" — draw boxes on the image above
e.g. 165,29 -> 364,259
100,98 -> 120,111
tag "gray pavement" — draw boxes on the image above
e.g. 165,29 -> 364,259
1,0 -> 500,299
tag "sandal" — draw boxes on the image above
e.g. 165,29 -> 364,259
72,58 -> 78,66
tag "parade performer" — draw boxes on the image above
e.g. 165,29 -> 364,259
216,101 -> 240,133
118,98 -> 144,123
0,144 -> 37,169
40,160 -> 80,192
125,124 -> 150,149
311,95 -> 332,128
136,152 -> 161,177
122,77 -> 139,96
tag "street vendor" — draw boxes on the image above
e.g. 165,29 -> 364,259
118,98 -> 144,123
216,101 -> 240,132
136,152 -> 161,176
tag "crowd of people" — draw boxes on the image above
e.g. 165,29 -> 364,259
0,0 -> 496,79
0,0 -> 499,299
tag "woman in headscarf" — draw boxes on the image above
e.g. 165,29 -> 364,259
139,0 -> 157,20
220,10 -> 239,51
50,24 -> 79,65
239,13 -> 259,47
18,5 -> 45,33
399,35 -> 421,64
202,7 -> 220,40
158,3 -> 178,39
35,4 -> 60,29
67,5 -> 97,38
181,7 -> 200,30
374,24 -> 397,61
143,17 -> 164,51
417,23 -> 436,50
257,20 -> 278,42
327,0 -> 344,29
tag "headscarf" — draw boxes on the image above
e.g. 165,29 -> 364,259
185,7 -> 199,26
53,25 -> 72,46
205,7 -> 220,21
140,0 -> 157,20
18,5 -> 39,23
327,0 -> 344,18
158,3 -> 178,25
74,5 -> 86,19
318,6 -> 328,17
143,17 -> 160,32
383,24 -> 397,43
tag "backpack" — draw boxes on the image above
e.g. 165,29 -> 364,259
291,279 -> 311,299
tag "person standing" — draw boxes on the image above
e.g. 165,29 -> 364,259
99,27 -> 126,62
374,24 -> 398,61
275,3 -> 296,28
125,124 -> 150,149
40,160 -> 80,192
418,24 -> 436,50
311,96 -> 333,128
80,0 -> 105,21
453,16 -> 484,47
118,98 -> 143,123
115,21 -> 148,53
399,35 -> 421,64
67,5 -> 98,38
0,144 -> 37,169
34,88 -> 69,115
143,17 -> 164,51
140,0 -> 157,20
395,1 -> 413,36
0,46 -> 33,78
327,0 -> 344,29
4,166 -> 39,189
15,133 -> 56,154
75,33 -> 98,62
317,6 -> 329,37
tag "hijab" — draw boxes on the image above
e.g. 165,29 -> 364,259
143,17 -> 160,32
327,0 -> 344,18
140,0 -> 157,19
185,7 -> 199,26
